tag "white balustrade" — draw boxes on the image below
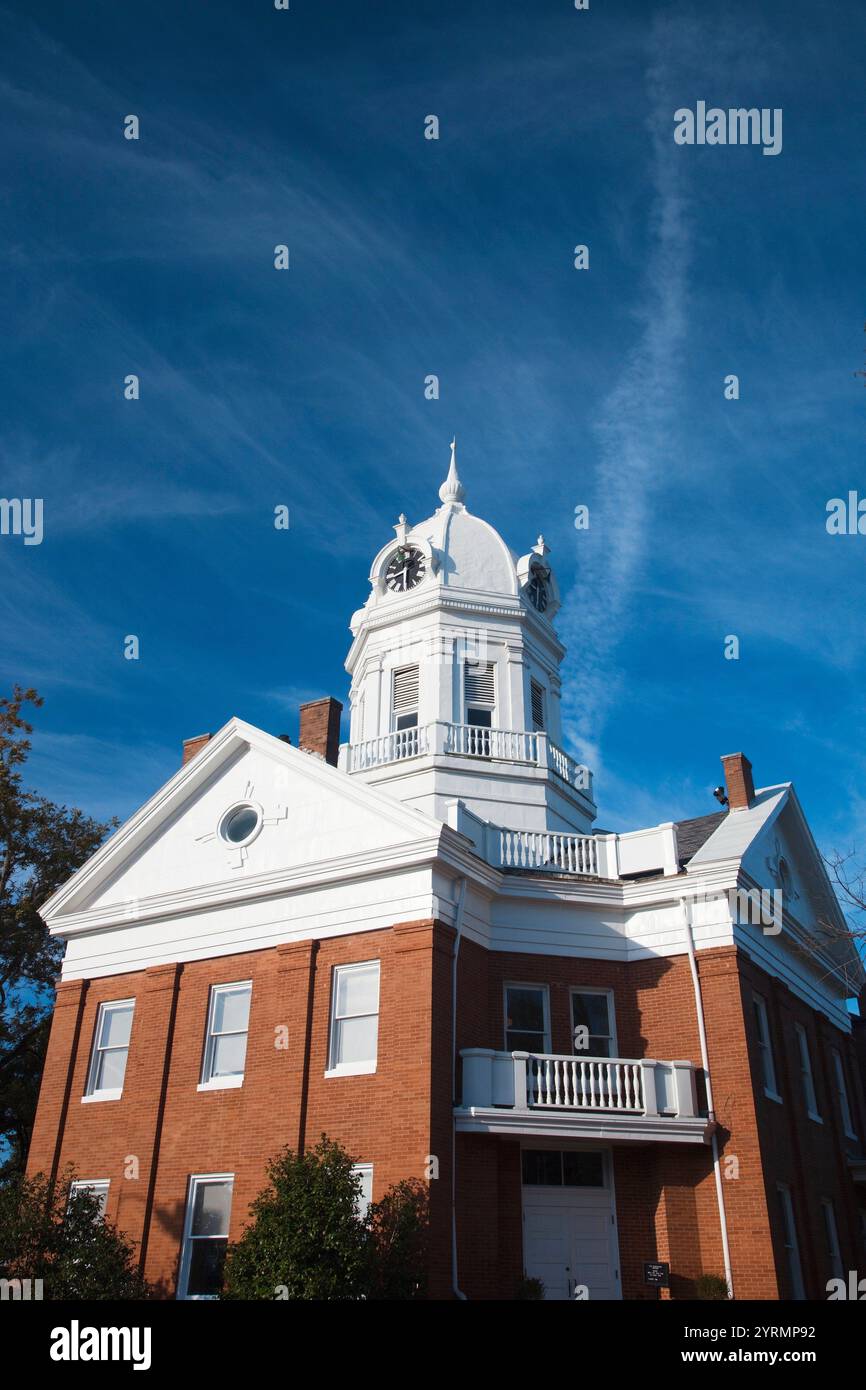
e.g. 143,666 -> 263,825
498,828 -> 598,875
346,725 -> 426,771
460,1049 -> 699,1121
527,1054 -> 644,1111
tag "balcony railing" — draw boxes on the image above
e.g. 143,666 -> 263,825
342,719 -> 589,791
459,1049 -> 701,1121
499,828 -> 598,875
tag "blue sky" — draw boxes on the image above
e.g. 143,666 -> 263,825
2,0 -> 866,868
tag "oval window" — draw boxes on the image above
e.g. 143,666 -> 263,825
220,804 -> 260,845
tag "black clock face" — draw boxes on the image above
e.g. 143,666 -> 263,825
526,568 -> 549,612
386,545 -> 426,592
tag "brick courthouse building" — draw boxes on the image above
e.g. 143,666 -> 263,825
28,446 -> 866,1299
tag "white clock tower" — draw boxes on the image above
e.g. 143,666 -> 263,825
338,442 -> 595,835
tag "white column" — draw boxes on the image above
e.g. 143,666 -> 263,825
640,1060 -> 659,1115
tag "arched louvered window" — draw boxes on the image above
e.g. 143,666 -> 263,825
530,679 -> 545,731
391,665 -> 419,731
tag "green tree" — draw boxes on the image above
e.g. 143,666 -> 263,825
222,1137 -> 370,1300
0,1169 -> 150,1299
366,1178 -> 429,1300
0,686 -> 116,1182
222,1136 -> 430,1300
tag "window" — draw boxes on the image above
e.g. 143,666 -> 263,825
68,1180 -> 109,1220
178,1175 -> 233,1300
83,1000 -> 134,1101
327,961 -> 380,1076
830,1048 -> 857,1140
794,1022 -> 821,1122
219,804 -> 261,846
391,665 -> 419,731
571,989 -> 616,1058
353,1164 -> 373,1219
820,1199 -> 843,1281
776,1184 -> 805,1300
521,1149 -> 605,1188
504,984 -> 550,1054
199,981 -> 252,1090
464,661 -> 495,753
530,679 -> 545,731
752,994 -> 781,1102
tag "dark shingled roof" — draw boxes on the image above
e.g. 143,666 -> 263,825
675,811 -> 727,865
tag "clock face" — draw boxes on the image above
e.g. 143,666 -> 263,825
526,567 -> 549,612
385,545 -> 426,593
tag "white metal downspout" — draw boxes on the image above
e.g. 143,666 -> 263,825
680,895 -> 734,1299
451,877 -> 468,1300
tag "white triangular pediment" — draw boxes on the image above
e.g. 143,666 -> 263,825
43,718 -> 444,926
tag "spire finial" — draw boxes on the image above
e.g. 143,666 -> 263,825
438,436 -> 465,505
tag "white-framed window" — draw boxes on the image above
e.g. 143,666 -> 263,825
177,1174 -> 234,1301
199,981 -> 252,1090
391,665 -> 419,731
830,1047 -> 857,1140
83,999 -> 135,1102
794,1022 -> 821,1122
504,983 -> 550,1054
464,661 -> 495,754
529,678 -> 545,732
571,989 -> 617,1058
776,1183 -> 805,1300
820,1198 -> 844,1281
68,1180 -> 110,1220
752,994 -> 781,1102
327,961 -> 380,1076
353,1164 -> 373,1219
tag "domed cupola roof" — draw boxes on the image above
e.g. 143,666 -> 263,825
361,441 -> 528,612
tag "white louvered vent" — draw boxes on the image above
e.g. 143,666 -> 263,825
392,665 -> 419,715
464,661 -> 496,707
530,679 -> 545,731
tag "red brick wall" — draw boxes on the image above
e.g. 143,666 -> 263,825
27,920 -> 454,1298
28,922 -> 864,1300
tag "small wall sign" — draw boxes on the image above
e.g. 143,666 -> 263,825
644,1261 -> 670,1287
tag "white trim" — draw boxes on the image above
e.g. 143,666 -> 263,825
327,959 -> 380,1075
217,801 -> 263,851
830,1047 -> 858,1141
793,1021 -> 821,1123
570,986 -> 617,1057
777,1182 -> 806,1300
197,1076 -> 244,1092
352,1163 -> 374,1219
504,981 -> 551,1054
83,998 -> 135,1101
177,1173 -> 234,1302
68,1179 -> 110,1219
81,1090 -> 122,1104
752,993 -> 781,1103
820,1197 -> 843,1281
325,1062 -> 377,1079
200,979 -> 252,1088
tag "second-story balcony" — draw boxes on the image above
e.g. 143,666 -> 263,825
456,1049 -> 710,1144
340,720 -> 590,792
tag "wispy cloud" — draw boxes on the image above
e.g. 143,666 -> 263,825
557,11 -> 694,776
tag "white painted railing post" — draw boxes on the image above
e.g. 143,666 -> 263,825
512,1052 -> 530,1111
594,833 -> 619,879
671,1060 -> 698,1118
431,720 -> 449,756
461,1048 -> 494,1108
640,1060 -> 659,1116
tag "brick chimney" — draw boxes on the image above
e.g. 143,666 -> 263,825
720,752 -> 755,810
182,732 -> 213,766
299,697 -> 342,766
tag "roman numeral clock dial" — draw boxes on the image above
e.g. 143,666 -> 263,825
385,544 -> 426,592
